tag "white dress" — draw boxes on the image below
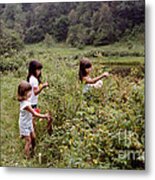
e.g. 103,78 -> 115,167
29,75 -> 39,105
19,100 -> 33,136
83,80 -> 103,93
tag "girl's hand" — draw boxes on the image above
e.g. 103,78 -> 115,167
45,113 -> 51,120
102,72 -> 109,77
43,82 -> 49,88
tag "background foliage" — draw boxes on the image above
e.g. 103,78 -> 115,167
0,1 -> 144,53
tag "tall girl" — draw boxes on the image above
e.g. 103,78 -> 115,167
27,60 -> 48,109
27,60 -> 48,128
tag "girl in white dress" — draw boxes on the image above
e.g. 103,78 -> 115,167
79,57 -> 109,93
27,60 -> 48,128
18,81 -> 50,159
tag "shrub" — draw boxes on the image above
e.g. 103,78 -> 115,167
0,23 -> 24,56
43,33 -> 55,47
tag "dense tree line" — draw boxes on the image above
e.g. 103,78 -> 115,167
0,1 -> 144,53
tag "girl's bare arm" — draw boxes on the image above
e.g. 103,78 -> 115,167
24,106 -> 49,119
83,72 -> 109,84
33,82 -> 48,96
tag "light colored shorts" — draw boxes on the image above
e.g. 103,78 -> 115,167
19,123 -> 34,137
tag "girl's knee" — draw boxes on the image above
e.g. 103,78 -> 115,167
25,136 -> 31,145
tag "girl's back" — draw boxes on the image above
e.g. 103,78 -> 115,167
19,100 -> 32,126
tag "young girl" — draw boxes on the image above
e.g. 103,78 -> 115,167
79,57 -> 109,93
18,80 -> 50,159
27,60 -> 48,110
27,60 -> 49,130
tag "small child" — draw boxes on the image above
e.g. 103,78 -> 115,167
18,80 -> 50,159
27,60 -> 48,127
79,57 -> 109,93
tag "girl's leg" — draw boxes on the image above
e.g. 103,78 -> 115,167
32,116 -> 36,130
24,136 -> 31,159
30,131 -> 36,151
32,105 -> 37,130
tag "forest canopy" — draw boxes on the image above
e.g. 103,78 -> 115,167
0,1 -> 145,54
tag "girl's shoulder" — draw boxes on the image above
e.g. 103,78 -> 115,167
29,75 -> 38,84
29,75 -> 37,81
82,75 -> 91,83
20,100 -> 31,110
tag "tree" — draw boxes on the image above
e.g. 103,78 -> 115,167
53,15 -> 69,42
24,25 -> 44,43
0,21 -> 24,55
91,3 -> 115,45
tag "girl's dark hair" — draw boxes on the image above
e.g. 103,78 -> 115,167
27,60 -> 43,83
79,57 -> 92,82
18,80 -> 32,101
